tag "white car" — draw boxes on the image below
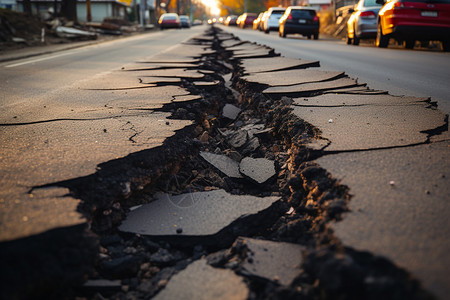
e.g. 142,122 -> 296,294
263,7 -> 286,33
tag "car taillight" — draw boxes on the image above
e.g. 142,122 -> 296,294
313,16 -> 319,22
359,11 -> 376,18
287,14 -> 293,20
394,1 -> 405,8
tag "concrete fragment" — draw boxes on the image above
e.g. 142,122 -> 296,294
241,57 -> 319,74
293,94 -> 429,107
139,77 -> 182,85
226,130 -> 248,148
242,69 -> 344,86
131,69 -> 204,79
320,142 -> 450,300
222,104 -> 241,120
239,157 -> 276,184
200,151 -> 243,178
263,77 -> 363,96
238,237 -> 304,286
154,259 -> 248,300
119,189 -> 280,238
292,103 -> 446,151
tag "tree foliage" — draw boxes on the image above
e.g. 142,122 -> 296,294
219,0 -> 281,15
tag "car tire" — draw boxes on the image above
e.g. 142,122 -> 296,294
280,27 -> 286,38
307,35 -> 311,40
352,28 -> 360,45
347,36 -> 352,45
376,23 -> 389,48
442,41 -> 450,52
404,39 -> 415,49
313,33 -> 319,40
265,29 -> 269,34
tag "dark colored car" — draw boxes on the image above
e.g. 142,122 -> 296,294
159,13 -> 181,29
376,0 -> 450,50
347,0 -> 383,45
279,7 -> 320,39
239,13 -> 258,29
225,15 -> 238,26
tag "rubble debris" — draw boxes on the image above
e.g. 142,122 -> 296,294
119,190 -> 280,245
200,152 -> 243,178
242,69 -> 345,86
263,77 -> 364,97
239,157 -> 276,184
153,259 -> 249,300
222,104 -> 241,120
55,26 -> 97,39
240,56 -> 320,74
237,237 -> 304,286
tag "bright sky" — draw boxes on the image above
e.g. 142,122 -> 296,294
201,0 -> 221,16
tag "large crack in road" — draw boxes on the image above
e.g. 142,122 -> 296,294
1,26 -> 448,300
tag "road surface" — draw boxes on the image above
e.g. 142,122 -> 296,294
220,25 -> 450,114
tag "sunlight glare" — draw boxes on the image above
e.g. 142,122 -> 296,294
201,0 -> 221,16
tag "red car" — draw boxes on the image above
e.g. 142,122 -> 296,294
239,13 -> 258,29
159,13 -> 181,30
376,0 -> 450,51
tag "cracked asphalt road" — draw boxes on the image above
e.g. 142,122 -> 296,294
0,25 -> 449,299
0,28 -> 205,241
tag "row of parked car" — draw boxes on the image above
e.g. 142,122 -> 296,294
224,6 -> 321,40
221,0 -> 449,51
158,13 -> 203,29
347,0 -> 450,51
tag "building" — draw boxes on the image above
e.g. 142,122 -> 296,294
0,0 -> 16,10
16,0 -> 129,22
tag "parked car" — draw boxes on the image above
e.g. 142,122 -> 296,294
376,0 -> 450,50
259,11 -> 268,30
347,0 -> 383,45
179,15 -> 191,28
159,13 -> 181,29
279,6 -> 320,39
225,15 -> 238,26
192,19 -> 203,26
263,7 -> 286,33
239,13 -> 258,29
253,12 -> 264,30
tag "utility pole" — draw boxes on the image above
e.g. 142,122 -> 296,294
86,0 -> 92,22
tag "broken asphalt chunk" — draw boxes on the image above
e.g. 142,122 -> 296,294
237,237 -> 304,286
239,157 -> 276,184
200,151 -> 243,178
119,190 -> 280,246
153,259 -> 249,300
241,57 -> 319,74
242,69 -> 344,86
263,77 -> 363,97
222,104 -> 241,120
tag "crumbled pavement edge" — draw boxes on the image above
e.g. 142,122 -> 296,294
0,26 -> 435,300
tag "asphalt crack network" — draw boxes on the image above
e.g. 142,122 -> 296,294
7,26 -> 443,300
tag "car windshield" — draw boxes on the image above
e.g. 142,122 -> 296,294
271,10 -> 286,15
290,10 -> 316,17
164,15 -> 177,20
364,0 -> 383,6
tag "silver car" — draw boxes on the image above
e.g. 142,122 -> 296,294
263,7 -> 286,33
346,0 -> 383,45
